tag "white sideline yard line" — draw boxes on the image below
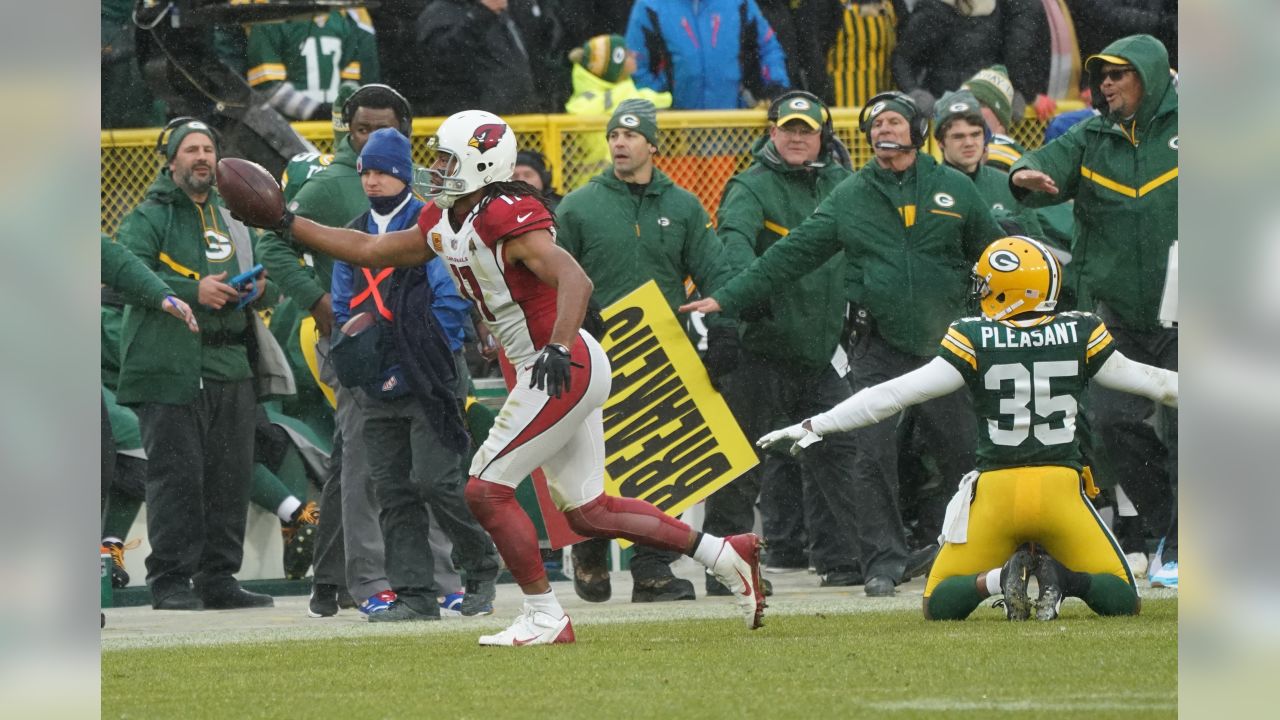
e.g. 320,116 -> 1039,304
868,696 -> 1178,712
102,565 -> 1177,652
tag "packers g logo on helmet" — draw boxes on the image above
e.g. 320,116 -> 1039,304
972,236 -> 1061,321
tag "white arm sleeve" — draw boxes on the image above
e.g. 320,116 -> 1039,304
808,357 -> 966,436
1093,351 -> 1179,408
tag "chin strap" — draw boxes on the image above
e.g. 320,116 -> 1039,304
433,193 -> 457,209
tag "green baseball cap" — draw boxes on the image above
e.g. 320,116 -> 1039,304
775,95 -> 826,130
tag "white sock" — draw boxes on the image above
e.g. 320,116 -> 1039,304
692,533 -> 726,568
985,568 -> 1003,596
277,496 -> 302,523
525,589 -> 564,618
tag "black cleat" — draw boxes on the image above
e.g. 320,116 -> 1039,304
902,543 -> 940,582
573,565 -> 612,603
1033,552 -> 1066,621
631,576 -> 696,603
819,567 -> 863,587
999,545 -> 1035,621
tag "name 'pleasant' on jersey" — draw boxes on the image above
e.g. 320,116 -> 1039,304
978,320 -> 1079,348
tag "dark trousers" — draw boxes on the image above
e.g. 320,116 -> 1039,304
707,352 -> 860,574
136,379 -> 255,601
310,424 -> 346,587
847,334 -> 977,581
360,390 -> 499,613
101,394 -> 115,525
1087,316 -> 1178,562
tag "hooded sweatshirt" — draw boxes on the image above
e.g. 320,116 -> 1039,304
1010,34 -> 1177,329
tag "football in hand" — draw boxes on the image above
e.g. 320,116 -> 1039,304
216,158 -> 284,228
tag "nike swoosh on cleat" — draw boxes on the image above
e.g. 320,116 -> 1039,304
735,569 -> 752,597
511,635 -> 541,646
516,212 -> 533,222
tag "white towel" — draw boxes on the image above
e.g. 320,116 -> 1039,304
938,471 -> 979,545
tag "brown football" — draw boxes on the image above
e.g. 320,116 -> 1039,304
216,157 -> 284,227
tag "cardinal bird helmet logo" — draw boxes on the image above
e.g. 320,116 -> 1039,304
468,123 -> 507,153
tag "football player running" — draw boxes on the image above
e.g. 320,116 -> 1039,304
224,110 -> 766,644
745,237 -> 1177,621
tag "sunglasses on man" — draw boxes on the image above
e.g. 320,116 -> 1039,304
1100,67 -> 1136,82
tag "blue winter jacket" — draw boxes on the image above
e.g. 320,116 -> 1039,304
626,0 -> 790,109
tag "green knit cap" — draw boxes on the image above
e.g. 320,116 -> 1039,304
165,120 -> 216,161
578,34 -> 629,83
607,98 -> 659,146
963,65 -> 1015,130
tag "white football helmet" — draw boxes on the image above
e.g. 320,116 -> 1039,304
416,110 -> 516,208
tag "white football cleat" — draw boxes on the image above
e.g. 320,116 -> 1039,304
478,603 -> 575,647
1124,551 -> 1148,578
710,534 -> 766,629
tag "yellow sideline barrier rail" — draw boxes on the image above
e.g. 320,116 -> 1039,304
101,104 -> 1083,236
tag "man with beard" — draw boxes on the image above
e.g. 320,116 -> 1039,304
115,119 -> 277,611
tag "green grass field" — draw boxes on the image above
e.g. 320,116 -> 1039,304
102,598 -> 1176,719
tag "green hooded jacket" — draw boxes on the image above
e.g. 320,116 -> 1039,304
257,136 -> 369,312
101,233 -> 172,309
556,166 -> 736,326
114,172 -> 277,405
717,153 -> 1004,357
717,136 -> 852,369
1010,34 -> 1178,329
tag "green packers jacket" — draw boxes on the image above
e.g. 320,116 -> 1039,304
1010,34 -> 1178,330
716,153 -> 1004,357
257,136 -> 368,312
114,172 -> 276,405
717,136 -> 852,370
101,233 -> 172,309
556,166 -> 736,326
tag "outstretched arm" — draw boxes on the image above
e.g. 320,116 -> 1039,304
505,229 -> 592,349
758,357 -> 965,454
1093,351 -> 1178,408
288,217 -> 433,269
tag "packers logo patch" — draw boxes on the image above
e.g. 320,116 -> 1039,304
619,114 -> 640,128
934,192 -> 956,208
989,249 -> 1020,272
870,101 -> 886,117
788,98 -> 811,110
431,232 -> 443,253
1169,136 -> 1178,150
204,229 -> 234,262
949,102 -> 971,113
611,46 -> 627,64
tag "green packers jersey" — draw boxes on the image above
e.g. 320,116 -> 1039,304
281,151 -> 335,204
938,311 -> 1116,471
246,11 -> 373,102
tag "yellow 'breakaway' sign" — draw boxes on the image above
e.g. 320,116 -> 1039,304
597,281 -> 757,545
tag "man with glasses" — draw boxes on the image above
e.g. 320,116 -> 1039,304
703,92 -> 863,591
1009,34 -> 1180,589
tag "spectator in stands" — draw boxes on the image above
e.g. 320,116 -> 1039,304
246,10 -> 379,120
707,92 -> 864,589
960,64 -> 1026,174
891,0 -> 1046,119
681,92 -> 1005,596
555,99 -> 741,603
415,0 -> 562,116
328,128 -> 502,622
513,150 -> 564,209
626,0 -> 790,109
257,84 -> 414,617
794,0 -> 905,108
1009,34 -> 1179,589
115,119 -> 280,611
564,33 -> 672,185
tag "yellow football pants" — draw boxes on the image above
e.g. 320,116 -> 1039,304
924,465 -> 1134,597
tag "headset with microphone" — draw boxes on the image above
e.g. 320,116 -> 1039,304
767,89 -> 853,169
858,91 -> 929,152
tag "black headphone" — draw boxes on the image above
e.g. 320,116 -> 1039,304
155,116 -> 221,161
858,91 -> 929,149
768,90 -> 833,146
341,84 -> 413,138
767,89 -> 853,168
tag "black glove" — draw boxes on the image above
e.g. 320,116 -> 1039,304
232,208 -> 295,234
702,325 -> 741,390
530,343 -> 574,399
